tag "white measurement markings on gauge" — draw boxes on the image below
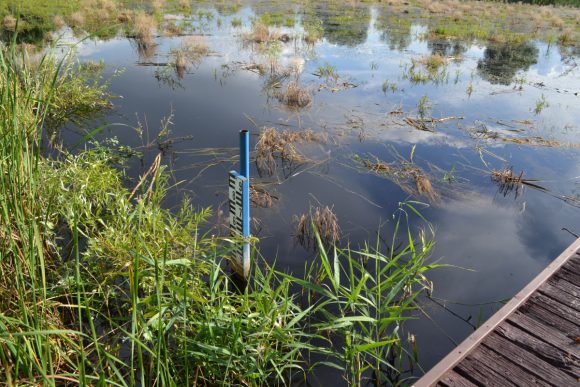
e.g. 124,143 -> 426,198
228,172 -> 246,262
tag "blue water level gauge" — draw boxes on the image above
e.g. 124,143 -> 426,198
228,130 -> 250,278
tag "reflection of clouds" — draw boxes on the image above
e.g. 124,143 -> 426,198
427,193 -> 546,303
370,125 -> 471,148
516,195 -> 577,260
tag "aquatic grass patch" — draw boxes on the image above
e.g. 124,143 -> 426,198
294,206 -> 341,249
171,36 -> 208,77
353,148 -> 440,203
403,57 -> 449,85
277,81 -> 312,108
254,127 -> 324,176
244,22 -> 288,44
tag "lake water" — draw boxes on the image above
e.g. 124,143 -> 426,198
55,2 -> 580,382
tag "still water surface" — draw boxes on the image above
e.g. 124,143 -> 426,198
57,3 -> 580,380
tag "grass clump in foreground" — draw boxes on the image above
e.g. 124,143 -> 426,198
0,42 -> 441,385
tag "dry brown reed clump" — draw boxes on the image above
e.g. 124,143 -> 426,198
164,20 -> 183,36
245,22 -> 288,44
413,172 -> 438,202
2,15 -> 16,31
53,15 -> 65,29
151,0 -> 165,12
182,36 -> 208,57
250,185 -> 278,208
255,127 -> 325,176
294,206 -> 341,249
356,156 -> 393,175
491,167 -> 525,197
118,11 -> 133,23
419,53 -> 448,70
173,50 -> 188,78
69,12 -> 85,28
131,11 -> 156,40
277,82 -> 312,109
130,11 -> 157,59
171,36 -> 208,78
79,0 -> 118,23
250,23 -> 271,43
354,153 -> 440,203
179,0 -> 191,10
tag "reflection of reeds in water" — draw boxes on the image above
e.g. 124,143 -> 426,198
255,127 -> 325,176
294,206 -> 340,249
131,11 -> 157,59
491,167 -> 525,198
174,50 -> 188,78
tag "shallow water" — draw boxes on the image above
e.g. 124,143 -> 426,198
56,3 -> 580,382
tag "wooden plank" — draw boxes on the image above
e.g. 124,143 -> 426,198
563,256 -> 580,271
436,370 -> 478,387
537,281 -> 580,313
553,270 -> 580,297
508,311 -> 580,362
559,265 -> 580,285
454,353 -> 519,387
413,237 -> 580,387
528,293 -> 580,325
494,322 -> 580,377
482,333 -> 578,386
547,276 -> 580,299
520,301 -> 580,337
469,345 -> 551,386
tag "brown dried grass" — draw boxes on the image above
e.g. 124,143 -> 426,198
413,173 -> 438,202
2,15 -> 16,31
251,23 -> 270,43
491,167 -> 524,197
250,185 -> 278,208
277,82 -> 312,109
255,127 -> 325,176
53,15 -> 65,29
182,36 -> 208,57
294,206 -> 341,249
174,50 -> 188,78
151,0 -> 165,12
132,11 -> 156,40
69,12 -> 85,28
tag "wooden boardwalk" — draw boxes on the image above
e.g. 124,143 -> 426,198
415,238 -> 580,387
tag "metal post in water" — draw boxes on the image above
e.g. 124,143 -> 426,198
228,130 -> 251,280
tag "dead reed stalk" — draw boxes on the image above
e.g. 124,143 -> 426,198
491,167 -> 524,197
255,127 -> 324,176
294,206 -> 341,249
277,82 -> 312,109
2,15 -> 16,31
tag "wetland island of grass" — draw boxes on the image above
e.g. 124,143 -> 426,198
1,0 -> 579,385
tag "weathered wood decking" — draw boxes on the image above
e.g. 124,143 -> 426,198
415,237 -> 580,387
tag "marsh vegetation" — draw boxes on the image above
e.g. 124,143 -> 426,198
1,0 -> 579,385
